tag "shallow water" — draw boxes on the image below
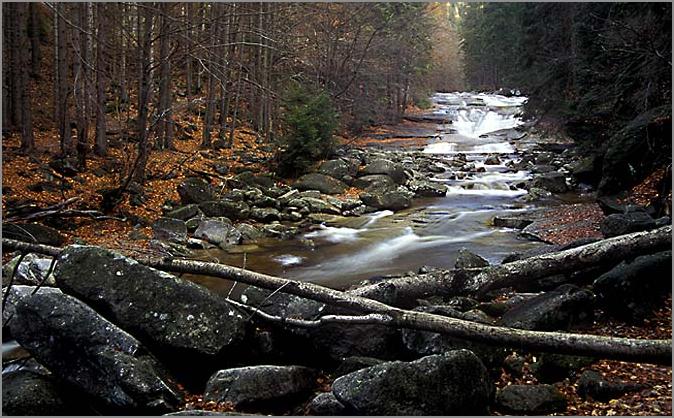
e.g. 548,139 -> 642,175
192,92 -> 552,292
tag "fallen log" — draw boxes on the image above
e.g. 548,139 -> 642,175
465,225 -> 672,298
3,237 -> 671,365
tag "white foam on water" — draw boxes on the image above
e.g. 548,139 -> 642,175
423,142 -> 457,154
305,227 -> 496,275
273,254 -> 304,266
363,210 -> 394,227
304,225 -> 363,243
445,186 -> 528,197
476,171 -> 531,182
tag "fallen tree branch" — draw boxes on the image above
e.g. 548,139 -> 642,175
2,236 -> 671,365
465,225 -> 672,297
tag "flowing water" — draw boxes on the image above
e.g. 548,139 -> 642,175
190,92 -> 548,292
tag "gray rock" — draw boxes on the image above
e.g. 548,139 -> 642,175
492,215 -> 534,229
2,371 -> 91,415
203,366 -> 317,408
235,223 -> 263,243
2,223 -> 66,246
2,253 -> 57,287
530,172 -> 568,193
262,223 -> 298,239
593,251 -> 671,320
9,292 -> 182,413
531,353 -> 595,383
455,248 -> 489,269
359,191 -> 411,211
600,212 -> 656,238
290,197 -> 341,214
318,159 -> 359,180
362,159 -> 406,184
2,285 -> 62,331
332,351 -> 492,415
299,190 -> 321,199
295,173 -> 347,195
353,174 -> 397,193
307,392 -> 348,416
165,204 -> 201,221
250,207 -> 281,222
576,370 -> 645,402
152,217 -> 188,244
195,219 -> 241,247
495,384 -> 567,414
401,306 -> 506,372
498,284 -> 595,331
277,189 -> 300,205
55,246 -> 247,364
177,177 -> 214,204
199,200 -> 250,220
408,180 -> 447,197
333,356 -> 385,378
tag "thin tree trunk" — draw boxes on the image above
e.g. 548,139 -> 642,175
201,4 -> 219,148
16,4 -> 34,151
29,3 -> 41,79
156,2 -> 173,150
3,236 -> 671,366
75,3 -> 89,169
56,3 -> 72,155
94,3 -> 107,156
132,5 -> 153,184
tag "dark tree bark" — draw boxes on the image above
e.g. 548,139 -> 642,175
28,3 -> 41,79
94,3 -> 107,156
132,5 -> 153,184
75,3 -> 90,169
14,3 -> 34,151
201,4 -> 220,148
156,2 -> 174,150
56,3 -> 72,155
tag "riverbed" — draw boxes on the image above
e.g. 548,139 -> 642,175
190,92 -> 552,291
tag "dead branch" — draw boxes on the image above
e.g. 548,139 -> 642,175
2,235 -> 671,365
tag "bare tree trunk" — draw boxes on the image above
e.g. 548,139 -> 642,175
94,3 -> 107,156
3,236 -> 671,366
184,3 -> 193,99
75,3 -> 89,169
132,5 -> 153,184
156,2 -> 173,150
29,2 -> 41,79
56,3 -> 72,155
201,4 -> 219,148
16,4 -> 34,151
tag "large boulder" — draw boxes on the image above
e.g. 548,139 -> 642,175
498,284 -> 595,331
55,246 -> 248,367
592,251 -> 671,320
495,384 -> 567,415
2,253 -> 57,287
360,191 -> 411,211
2,371 -> 91,415
177,177 -> 214,204
576,370 -> 645,402
9,292 -> 182,413
599,212 -> 656,238
531,353 -> 596,383
362,159 -> 407,184
570,155 -> 602,186
250,207 -> 282,223
3,223 -> 65,246
194,219 -> 241,247
287,197 -> 340,215
331,350 -> 492,415
203,366 -> 317,410
353,174 -> 398,193
199,200 -> 250,220
318,159 -> 359,180
152,217 -> 188,244
598,105 -> 671,195
408,180 -> 448,197
401,306 -> 506,372
295,173 -> 347,195
307,392 -> 348,416
165,204 -> 202,221
2,285 -> 62,334
455,248 -> 490,269
530,172 -> 568,193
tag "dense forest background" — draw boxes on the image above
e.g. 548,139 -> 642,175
2,2 -> 671,194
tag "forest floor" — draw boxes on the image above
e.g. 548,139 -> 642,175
2,111 -> 671,416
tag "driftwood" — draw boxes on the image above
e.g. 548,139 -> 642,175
4,197 -> 125,223
3,234 -> 671,365
466,226 -> 672,297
